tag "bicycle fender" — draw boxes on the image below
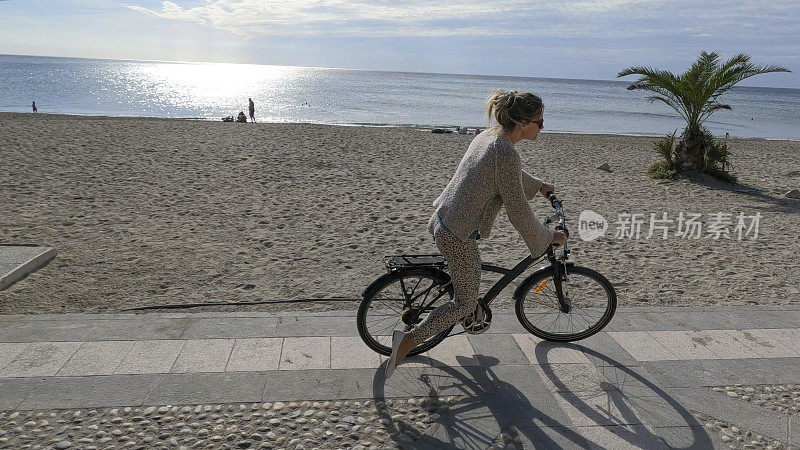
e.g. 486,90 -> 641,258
361,272 -> 393,298
512,263 -> 574,301
361,268 -> 452,298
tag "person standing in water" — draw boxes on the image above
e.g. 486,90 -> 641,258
385,89 -> 566,378
248,98 -> 256,123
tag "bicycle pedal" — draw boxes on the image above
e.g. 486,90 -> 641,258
463,303 -> 492,334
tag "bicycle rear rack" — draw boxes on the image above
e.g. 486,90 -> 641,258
384,254 -> 447,272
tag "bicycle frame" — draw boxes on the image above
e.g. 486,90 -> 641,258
479,255 -> 543,306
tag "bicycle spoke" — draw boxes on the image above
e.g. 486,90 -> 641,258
420,289 -> 448,312
417,279 -> 434,305
410,281 -> 439,305
397,276 -> 411,302
371,296 -> 405,315
362,271 -> 454,353
518,269 -> 612,339
369,312 -> 400,324
409,276 -> 424,298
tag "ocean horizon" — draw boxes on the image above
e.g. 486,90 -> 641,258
2,54 -> 800,139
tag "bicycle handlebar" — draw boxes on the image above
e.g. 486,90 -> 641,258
546,193 -> 565,226
545,192 -> 568,237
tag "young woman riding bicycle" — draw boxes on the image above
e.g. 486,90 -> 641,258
386,90 -> 567,378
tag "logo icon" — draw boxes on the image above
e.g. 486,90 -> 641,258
578,210 -> 608,241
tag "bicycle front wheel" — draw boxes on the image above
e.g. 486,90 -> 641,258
357,267 -> 455,356
515,265 -> 616,342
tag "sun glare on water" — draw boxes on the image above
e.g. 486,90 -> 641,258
119,61 -> 307,118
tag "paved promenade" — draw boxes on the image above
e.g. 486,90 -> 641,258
1,306 -> 799,449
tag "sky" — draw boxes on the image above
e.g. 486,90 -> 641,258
1,0 -> 798,88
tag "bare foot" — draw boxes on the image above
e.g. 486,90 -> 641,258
395,332 -> 416,367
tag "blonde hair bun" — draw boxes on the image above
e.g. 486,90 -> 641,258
486,89 -> 543,132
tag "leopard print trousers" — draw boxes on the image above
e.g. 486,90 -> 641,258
411,223 -> 481,343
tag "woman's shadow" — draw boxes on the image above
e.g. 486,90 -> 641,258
372,344 -> 714,449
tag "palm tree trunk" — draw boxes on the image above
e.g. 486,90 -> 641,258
676,124 -> 705,171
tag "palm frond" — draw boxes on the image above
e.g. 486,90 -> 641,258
703,102 -> 731,113
619,65 -> 695,122
699,103 -> 732,123
705,54 -> 790,102
647,96 -> 689,121
617,66 -> 659,78
622,70 -> 682,96
686,52 -> 719,89
719,53 -> 751,72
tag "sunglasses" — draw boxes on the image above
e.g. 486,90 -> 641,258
528,118 -> 544,129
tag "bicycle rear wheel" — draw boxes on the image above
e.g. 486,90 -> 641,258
357,267 -> 455,356
515,265 -> 616,342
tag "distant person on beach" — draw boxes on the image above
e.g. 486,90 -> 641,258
237,111 -> 248,123
385,89 -> 565,378
248,98 -> 256,122
32,101 -> 37,113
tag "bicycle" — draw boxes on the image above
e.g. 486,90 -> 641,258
357,193 -> 617,356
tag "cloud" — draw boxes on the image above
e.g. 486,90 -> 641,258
125,0 -> 800,43
126,0 -> 513,29
556,0 -> 654,13
125,0 -> 668,37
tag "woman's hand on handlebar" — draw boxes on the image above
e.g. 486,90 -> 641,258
540,182 -> 554,198
552,230 -> 567,246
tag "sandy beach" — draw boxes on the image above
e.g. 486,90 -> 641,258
1,112 -> 798,314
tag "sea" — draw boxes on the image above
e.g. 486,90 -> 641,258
2,54 -> 799,139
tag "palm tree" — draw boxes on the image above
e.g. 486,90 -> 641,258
618,52 -> 789,176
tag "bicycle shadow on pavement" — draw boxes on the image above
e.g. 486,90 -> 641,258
372,342 -> 716,449
373,354 -> 591,449
533,342 -> 716,449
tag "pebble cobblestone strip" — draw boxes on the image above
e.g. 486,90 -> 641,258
0,398 -> 456,449
713,384 -> 800,418
693,412 -> 792,450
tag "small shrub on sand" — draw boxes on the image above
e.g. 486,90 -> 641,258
701,132 -> 737,183
648,133 -> 678,179
647,129 -> 736,183
648,160 -> 677,179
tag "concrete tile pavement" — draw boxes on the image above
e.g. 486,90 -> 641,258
331,336 -> 381,369
605,331 -> 677,361
0,306 -> 797,448
18,374 -> 158,409
0,377 -> 39,410
113,339 -> 185,375
0,342 -> 83,377
56,340 -> 134,376
226,337 -> 283,371
279,337 -> 331,370
734,329 -> 800,358
646,330 -> 720,359
181,317 -> 278,339
170,338 -> 235,373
